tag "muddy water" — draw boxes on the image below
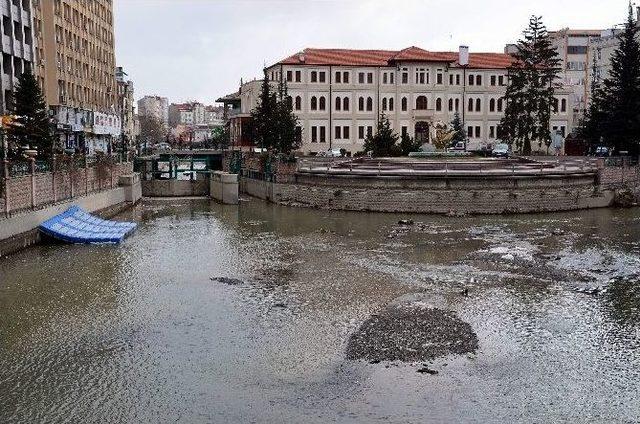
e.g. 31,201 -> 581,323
1,198 -> 639,423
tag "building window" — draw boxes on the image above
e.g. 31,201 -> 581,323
311,71 -> 317,83
498,75 -> 505,86
311,126 -> 318,143
335,71 -> 341,83
318,126 -> 325,143
358,72 -> 365,84
367,72 -> 373,84
366,97 -> 373,111
416,68 -> 426,84
319,72 -> 326,83
402,126 -> 408,137
390,73 -> 394,84
401,68 -> 408,84
469,74 -> 474,86
467,126 -> 473,138
476,98 -> 481,112
552,98 -> 559,113
382,98 -> 387,111
389,98 -> 394,111
287,71 -> 293,82
490,75 -> 496,86
343,72 -> 349,83
476,75 -> 482,86
475,126 -> 481,138
295,96 -> 302,111
401,97 -> 407,112
343,97 -> 349,111
311,96 -> 317,111
561,98 -> 567,113
416,96 -> 428,110
436,98 -> 442,112
468,98 -> 474,112
335,96 -> 341,111
343,126 -> 350,139
335,126 -> 341,139
383,73 -> 388,84
455,98 -> 460,111
448,98 -> 454,112
436,70 -> 443,85
490,98 -> 496,112
358,97 -> 364,111
295,70 -> 301,82
489,126 -> 495,138
358,126 -> 365,139
319,96 -> 326,110
367,126 -> 373,137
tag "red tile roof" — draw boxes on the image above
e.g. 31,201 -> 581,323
278,47 -> 515,69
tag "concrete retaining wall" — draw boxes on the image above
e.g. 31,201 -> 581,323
141,179 -> 209,197
240,172 -> 618,214
210,172 -> 239,204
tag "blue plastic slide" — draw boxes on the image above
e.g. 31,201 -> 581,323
39,206 -> 137,244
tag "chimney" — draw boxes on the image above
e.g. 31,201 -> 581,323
459,45 -> 469,66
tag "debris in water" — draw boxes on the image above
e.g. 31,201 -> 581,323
210,277 -> 244,286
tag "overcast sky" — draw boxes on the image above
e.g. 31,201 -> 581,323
113,0 -> 630,105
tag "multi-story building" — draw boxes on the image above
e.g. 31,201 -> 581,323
590,7 -> 640,87
116,65 -> 136,149
169,101 -> 224,127
138,95 -> 168,127
1,0 -> 36,114
549,29 -> 603,123
204,105 -> 223,126
33,0 -> 120,154
222,46 -> 573,155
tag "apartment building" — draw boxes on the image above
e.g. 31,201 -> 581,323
33,0 -> 120,154
549,29 -> 602,123
590,7 -> 640,87
116,65 -> 136,148
0,0 -> 36,114
169,101 -> 224,127
138,95 -> 168,127
224,46 -> 573,155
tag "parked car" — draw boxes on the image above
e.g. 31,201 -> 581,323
318,149 -> 343,157
449,141 -> 465,151
492,143 -> 510,157
593,146 -> 610,157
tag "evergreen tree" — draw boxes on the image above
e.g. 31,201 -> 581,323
6,72 -> 54,157
250,69 -> 278,150
579,56 -> 607,145
274,79 -> 300,154
399,133 -> 421,156
600,6 -> 640,154
450,111 -> 467,144
363,114 -> 400,157
500,16 -> 561,155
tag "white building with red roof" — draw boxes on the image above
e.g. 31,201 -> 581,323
224,46 -> 574,155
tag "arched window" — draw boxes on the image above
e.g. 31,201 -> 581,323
335,96 -> 341,111
319,96 -> 326,110
359,97 -> 364,111
366,97 -> 373,111
489,98 -> 496,112
382,98 -> 387,111
389,98 -> 394,111
295,96 -> 301,111
343,97 -> 349,111
286,96 -> 293,108
497,98 -> 504,112
448,98 -> 453,112
401,97 -> 407,112
416,95 -> 428,110
455,98 -> 460,111
436,98 -> 442,112
561,98 -> 567,113
552,98 -> 559,113
475,98 -> 481,112
311,96 -> 317,111
468,98 -> 474,112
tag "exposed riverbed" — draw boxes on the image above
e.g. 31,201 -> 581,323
1,198 -> 639,423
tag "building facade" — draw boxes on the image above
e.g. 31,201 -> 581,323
138,94 -> 168,127
226,47 -> 574,155
116,65 -> 136,150
549,29 -> 602,123
33,0 -> 120,154
169,101 -> 224,127
1,0 -> 36,114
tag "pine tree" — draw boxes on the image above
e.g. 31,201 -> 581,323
579,56 -> 607,145
600,6 -> 640,154
250,69 -> 277,150
6,72 -> 54,157
274,79 -> 300,154
450,111 -> 466,144
363,114 -> 400,157
500,16 -> 561,155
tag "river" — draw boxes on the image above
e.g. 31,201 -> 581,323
1,198 -> 639,423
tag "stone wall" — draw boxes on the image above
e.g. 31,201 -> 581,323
240,172 -> 618,214
141,179 -> 209,197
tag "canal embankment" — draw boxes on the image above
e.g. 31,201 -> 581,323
227,153 -> 639,214
0,158 -> 141,256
